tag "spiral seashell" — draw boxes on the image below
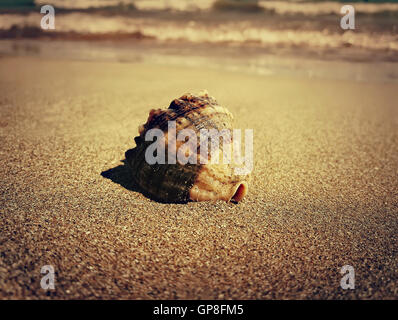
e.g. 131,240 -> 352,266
125,91 -> 249,203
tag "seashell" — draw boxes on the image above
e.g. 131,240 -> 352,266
125,91 -> 249,203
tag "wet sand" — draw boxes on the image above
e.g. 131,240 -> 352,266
0,56 -> 397,299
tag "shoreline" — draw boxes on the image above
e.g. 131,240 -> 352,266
1,39 -> 398,83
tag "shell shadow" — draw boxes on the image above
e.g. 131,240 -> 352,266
101,159 -> 139,192
100,157 -> 189,204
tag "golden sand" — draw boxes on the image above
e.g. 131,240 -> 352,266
0,57 -> 397,299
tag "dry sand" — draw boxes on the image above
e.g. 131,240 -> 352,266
0,56 -> 397,299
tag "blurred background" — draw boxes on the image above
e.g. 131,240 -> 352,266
0,0 -> 397,81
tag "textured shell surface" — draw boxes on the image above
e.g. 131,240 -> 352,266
125,91 -> 249,203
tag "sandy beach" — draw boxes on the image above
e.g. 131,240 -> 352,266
0,55 -> 397,299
